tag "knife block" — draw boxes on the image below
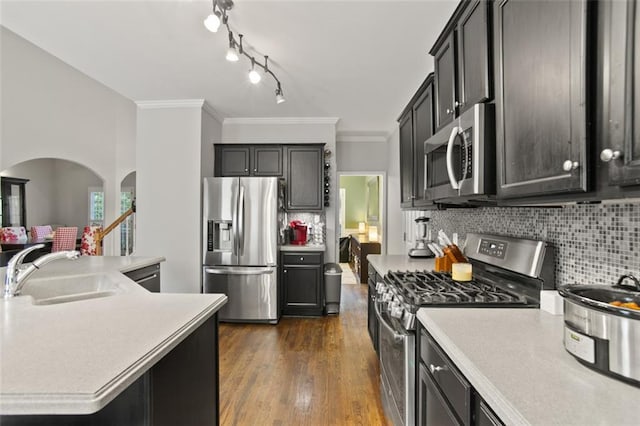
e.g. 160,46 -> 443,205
434,256 -> 452,273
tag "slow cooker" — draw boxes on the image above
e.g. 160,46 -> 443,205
558,278 -> 640,387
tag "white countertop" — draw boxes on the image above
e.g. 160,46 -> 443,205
279,244 -> 326,252
368,254 -> 435,276
0,256 -> 228,415
417,308 -> 640,425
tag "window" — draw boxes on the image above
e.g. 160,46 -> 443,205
88,187 -> 104,227
120,188 -> 135,255
1,177 -> 29,227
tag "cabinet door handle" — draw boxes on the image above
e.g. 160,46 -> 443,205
284,269 -> 287,273
429,364 -> 447,374
445,108 -> 451,115
300,257 -> 304,261
254,168 -> 257,172
562,160 -> 579,172
600,149 -> 621,162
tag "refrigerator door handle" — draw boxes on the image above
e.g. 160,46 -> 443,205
232,181 -> 239,257
238,184 -> 246,256
204,267 -> 275,275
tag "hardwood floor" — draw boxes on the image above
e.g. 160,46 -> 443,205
218,282 -> 390,426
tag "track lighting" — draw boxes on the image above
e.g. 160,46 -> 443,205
204,0 -> 285,104
225,32 -> 239,62
248,60 -> 261,84
275,83 -> 286,104
203,11 -> 221,33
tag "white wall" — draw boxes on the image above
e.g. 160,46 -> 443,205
222,118 -> 339,262
385,127 -> 405,255
136,100 -> 221,293
336,140 -> 389,172
0,27 -> 136,254
53,160 -> 103,235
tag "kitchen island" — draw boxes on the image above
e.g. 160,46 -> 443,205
417,308 -> 640,425
0,256 -> 227,425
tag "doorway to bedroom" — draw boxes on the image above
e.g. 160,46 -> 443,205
337,173 -> 385,264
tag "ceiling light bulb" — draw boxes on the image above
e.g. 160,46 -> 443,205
249,68 -> 261,84
204,13 -> 221,32
275,89 -> 286,104
226,46 -> 239,62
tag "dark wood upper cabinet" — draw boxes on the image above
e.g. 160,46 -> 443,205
251,146 -> 283,176
494,0 -> 589,199
601,0 -> 640,187
286,145 -> 323,211
433,32 -> 457,131
216,146 -> 250,176
431,0 -> 493,131
399,110 -> 415,207
398,75 -> 436,209
457,0 -> 492,111
412,82 -> 435,208
215,145 -> 283,177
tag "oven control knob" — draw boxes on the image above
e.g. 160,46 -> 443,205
404,312 -> 416,329
391,305 -> 404,319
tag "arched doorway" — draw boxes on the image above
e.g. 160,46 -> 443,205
1,158 -> 104,237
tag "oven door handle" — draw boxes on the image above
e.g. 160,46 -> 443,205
446,126 -> 461,190
374,300 -> 408,343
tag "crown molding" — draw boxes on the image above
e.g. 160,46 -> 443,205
220,136 -> 331,144
336,130 -> 390,144
135,99 -> 205,109
223,117 -> 340,125
202,102 -> 226,123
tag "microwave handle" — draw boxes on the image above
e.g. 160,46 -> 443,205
446,126 -> 461,190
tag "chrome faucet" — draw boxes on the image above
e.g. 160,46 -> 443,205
3,244 -> 80,298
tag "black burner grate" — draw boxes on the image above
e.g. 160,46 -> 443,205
385,270 -> 529,307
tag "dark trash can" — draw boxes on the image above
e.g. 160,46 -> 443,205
339,237 -> 350,263
324,263 -> 343,314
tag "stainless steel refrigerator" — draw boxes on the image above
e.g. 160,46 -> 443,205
202,177 -> 279,324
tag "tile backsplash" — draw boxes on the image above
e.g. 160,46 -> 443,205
407,202 -> 640,287
280,211 -> 326,245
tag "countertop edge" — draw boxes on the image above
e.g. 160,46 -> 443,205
279,245 -> 326,252
0,294 -> 228,415
416,310 -> 529,426
116,256 -> 166,273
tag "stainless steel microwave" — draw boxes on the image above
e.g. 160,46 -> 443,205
423,103 -> 495,203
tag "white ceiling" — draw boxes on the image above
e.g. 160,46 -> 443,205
0,0 -> 457,135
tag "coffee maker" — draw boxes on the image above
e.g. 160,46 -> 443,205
408,217 -> 435,258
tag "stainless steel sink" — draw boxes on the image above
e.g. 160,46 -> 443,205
21,273 -> 122,305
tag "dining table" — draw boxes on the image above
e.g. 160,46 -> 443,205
1,238 -> 54,252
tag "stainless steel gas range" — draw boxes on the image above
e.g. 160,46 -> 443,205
374,233 -> 555,426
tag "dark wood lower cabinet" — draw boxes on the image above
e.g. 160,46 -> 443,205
281,251 -> 324,316
417,324 -> 504,426
1,315 -> 219,426
418,363 -> 461,426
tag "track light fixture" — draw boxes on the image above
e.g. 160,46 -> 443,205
204,0 -> 285,104
248,59 -> 261,84
225,31 -> 239,62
